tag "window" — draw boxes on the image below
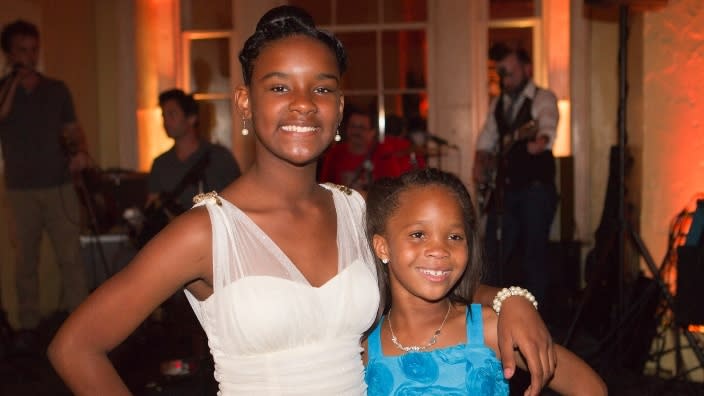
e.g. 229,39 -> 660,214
180,0 -> 235,149
290,0 -> 428,139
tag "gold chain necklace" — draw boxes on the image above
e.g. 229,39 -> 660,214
387,302 -> 452,353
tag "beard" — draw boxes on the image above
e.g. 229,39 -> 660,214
504,77 -> 530,98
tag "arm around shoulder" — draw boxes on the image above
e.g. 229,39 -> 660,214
476,285 -> 556,396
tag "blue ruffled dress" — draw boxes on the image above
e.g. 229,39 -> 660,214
365,303 -> 509,395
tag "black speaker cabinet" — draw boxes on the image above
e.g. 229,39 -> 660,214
675,245 -> 704,325
80,234 -> 136,290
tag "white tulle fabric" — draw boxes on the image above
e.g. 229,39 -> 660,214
184,184 -> 379,395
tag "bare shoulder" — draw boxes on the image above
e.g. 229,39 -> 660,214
480,305 -> 498,330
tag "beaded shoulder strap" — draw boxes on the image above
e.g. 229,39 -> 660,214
192,191 -> 222,206
324,182 -> 353,195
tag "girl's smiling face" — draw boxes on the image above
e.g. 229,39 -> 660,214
374,185 -> 469,304
238,35 -> 344,166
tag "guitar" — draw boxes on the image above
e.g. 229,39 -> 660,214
476,119 -> 539,213
132,150 -> 211,249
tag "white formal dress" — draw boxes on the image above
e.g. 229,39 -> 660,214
185,184 -> 380,395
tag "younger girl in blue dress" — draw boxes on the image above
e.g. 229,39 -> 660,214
364,168 -> 607,395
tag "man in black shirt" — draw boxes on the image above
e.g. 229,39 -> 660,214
138,89 -> 241,247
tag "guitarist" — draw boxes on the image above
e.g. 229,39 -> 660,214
139,89 -> 241,247
472,44 -> 559,309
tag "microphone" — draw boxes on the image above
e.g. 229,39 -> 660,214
427,134 -> 459,149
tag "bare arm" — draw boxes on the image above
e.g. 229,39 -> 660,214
521,346 -> 607,396
48,208 -> 212,395
527,89 -> 559,155
474,284 -> 556,396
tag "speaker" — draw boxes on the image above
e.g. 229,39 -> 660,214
100,169 -> 148,216
80,234 -> 137,290
685,199 -> 704,247
675,245 -> 704,325
545,241 -> 582,325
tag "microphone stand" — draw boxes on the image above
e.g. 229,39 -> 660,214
62,137 -> 110,289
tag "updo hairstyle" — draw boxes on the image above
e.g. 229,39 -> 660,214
238,5 -> 348,85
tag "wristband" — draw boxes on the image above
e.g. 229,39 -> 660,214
492,286 -> 538,315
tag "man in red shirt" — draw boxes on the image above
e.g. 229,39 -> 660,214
320,107 -> 416,194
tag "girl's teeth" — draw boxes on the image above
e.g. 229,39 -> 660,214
282,125 -> 316,133
421,269 -> 447,276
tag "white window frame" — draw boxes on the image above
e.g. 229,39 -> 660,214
319,1 -> 429,139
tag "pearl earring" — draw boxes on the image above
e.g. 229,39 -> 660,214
381,258 -> 389,264
334,127 -> 341,142
241,119 -> 249,136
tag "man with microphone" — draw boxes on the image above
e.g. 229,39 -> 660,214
0,20 -> 90,353
472,43 -> 559,313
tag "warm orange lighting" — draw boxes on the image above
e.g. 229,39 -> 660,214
135,0 -> 178,172
553,99 -> 571,157
688,324 -> 704,333
136,107 -> 172,172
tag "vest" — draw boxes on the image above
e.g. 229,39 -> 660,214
494,89 -> 555,189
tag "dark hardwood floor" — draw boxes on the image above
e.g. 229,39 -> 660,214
1,284 -> 702,395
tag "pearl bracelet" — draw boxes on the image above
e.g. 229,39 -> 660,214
492,286 -> 538,315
